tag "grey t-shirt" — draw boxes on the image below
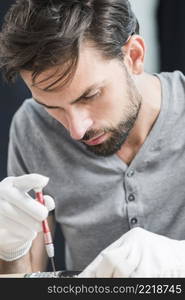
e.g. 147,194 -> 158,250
8,71 -> 185,271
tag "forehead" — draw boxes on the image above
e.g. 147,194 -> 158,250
21,44 -> 115,94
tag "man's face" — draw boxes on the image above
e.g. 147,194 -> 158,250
21,44 -> 142,156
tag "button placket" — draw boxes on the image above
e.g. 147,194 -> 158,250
128,193 -> 135,202
127,169 -> 135,178
130,217 -> 138,225
125,168 -> 140,228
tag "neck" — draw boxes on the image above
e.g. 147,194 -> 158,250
117,72 -> 161,164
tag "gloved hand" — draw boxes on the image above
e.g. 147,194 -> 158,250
79,227 -> 185,277
0,174 -> 55,261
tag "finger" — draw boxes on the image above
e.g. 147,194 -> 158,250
79,242 -> 137,278
78,241 -> 127,278
0,228 -> 34,253
0,215 -> 36,240
80,235 -> 129,277
78,254 -> 104,278
43,195 -> 55,212
80,236 -> 129,277
86,249 -> 128,278
95,252 -> 116,277
78,268 -> 96,278
12,174 -> 49,192
0,189 -> 49,221
111,243 -> 141,277
0,200 -> 42,232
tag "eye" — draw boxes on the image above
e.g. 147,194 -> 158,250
82,90 -> 101,102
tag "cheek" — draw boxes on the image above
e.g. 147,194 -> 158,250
94,89 -> 126,124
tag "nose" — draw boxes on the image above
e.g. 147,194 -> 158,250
66,108 -> 93,140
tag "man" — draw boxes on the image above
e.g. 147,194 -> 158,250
0,0 -> 185,277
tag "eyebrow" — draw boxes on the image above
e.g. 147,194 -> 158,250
32,82 -> 105,109
33,98 -> 61,109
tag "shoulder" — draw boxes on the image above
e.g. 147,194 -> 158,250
10,98 -> 67,140
9,98 -> 85,155
155,71 -> 185,112
12,98 -> 55,129
156,70 -> 185,93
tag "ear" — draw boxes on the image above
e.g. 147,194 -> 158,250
122,35 -> 146,75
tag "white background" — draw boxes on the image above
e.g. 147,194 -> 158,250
129,0 -> 160,73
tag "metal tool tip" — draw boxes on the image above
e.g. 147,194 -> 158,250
50,257 -> 57,277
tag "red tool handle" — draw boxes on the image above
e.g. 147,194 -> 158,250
36,191 -> 50,234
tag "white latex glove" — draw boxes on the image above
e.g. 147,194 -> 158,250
79,227 -> 185,277
0,174 -> 55,261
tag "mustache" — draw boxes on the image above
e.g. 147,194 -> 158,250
80,130 -> 104,141
80,115 -> 139,142
80,129 -> 110,141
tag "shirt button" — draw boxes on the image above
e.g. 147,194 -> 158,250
127,169 -> 135,177
128,194 -> 135,201
130,217 -> 138,225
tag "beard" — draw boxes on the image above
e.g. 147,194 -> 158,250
81,67 -> 142,157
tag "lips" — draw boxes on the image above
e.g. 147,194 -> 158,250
83,133 -> 107,146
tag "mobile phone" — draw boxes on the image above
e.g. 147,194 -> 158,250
24,270 -> 80,278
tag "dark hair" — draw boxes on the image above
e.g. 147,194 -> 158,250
0,0 -> 139,90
